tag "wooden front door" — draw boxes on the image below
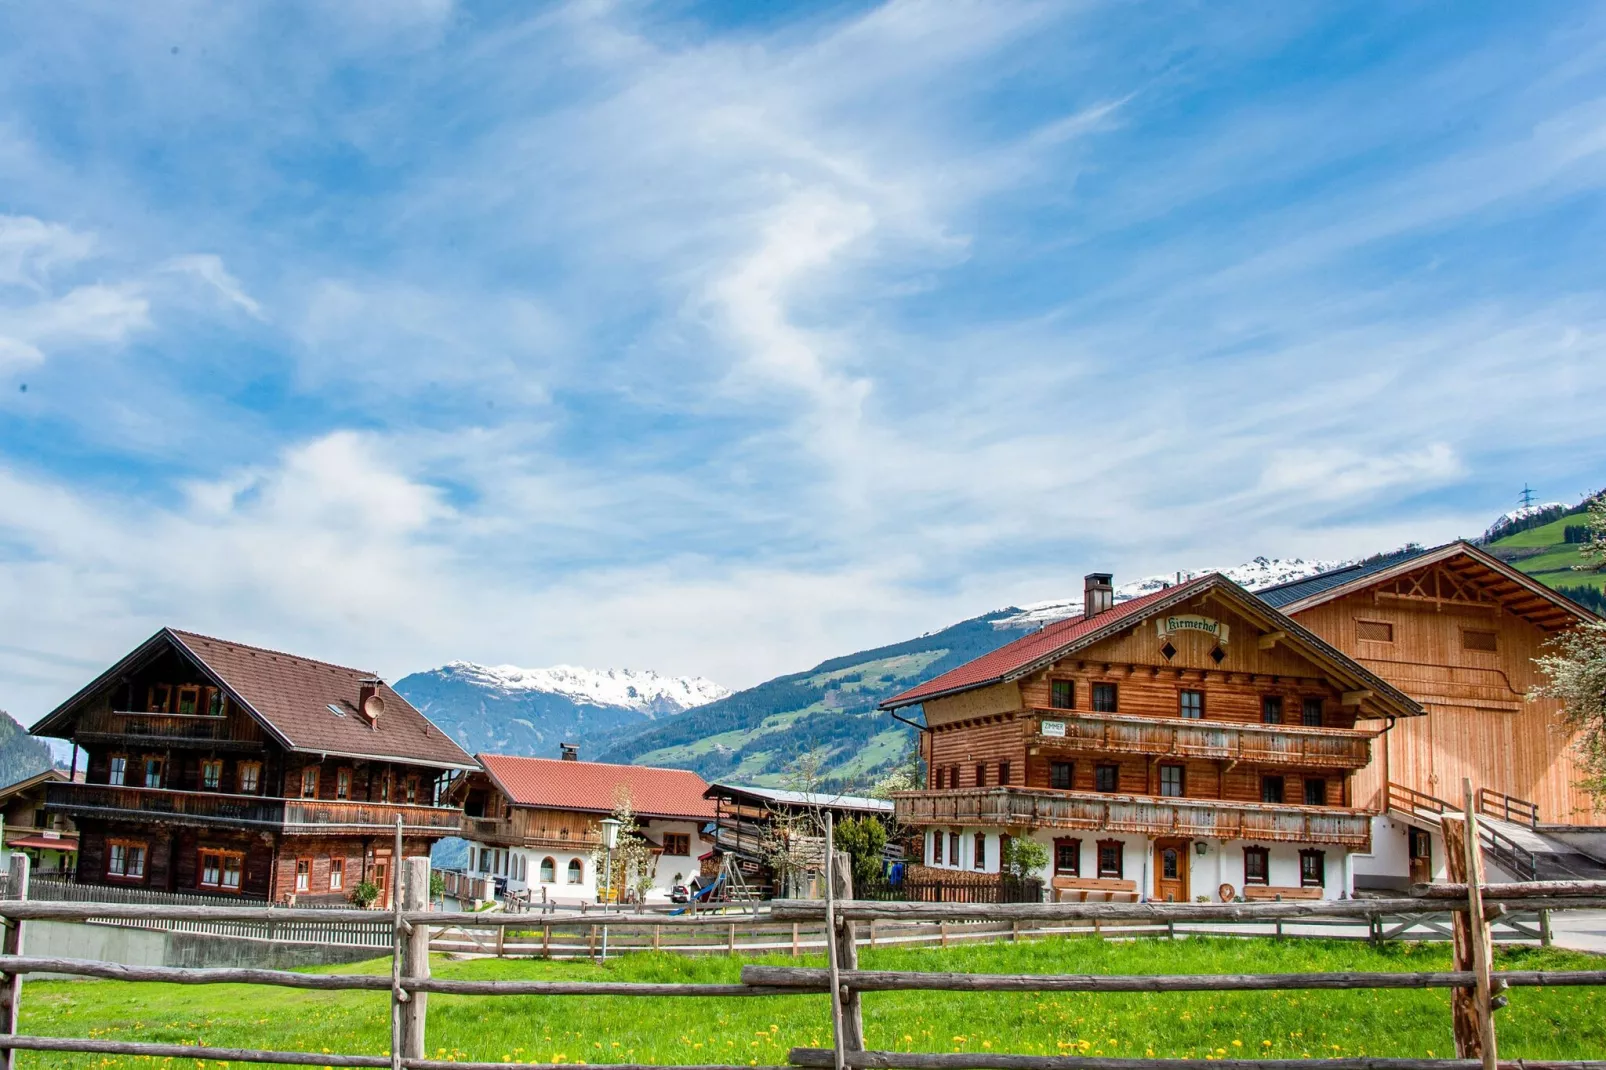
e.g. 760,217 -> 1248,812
372,860 -> 390,909
1408,827 -> 1432,886
1154,839 -> 1189,902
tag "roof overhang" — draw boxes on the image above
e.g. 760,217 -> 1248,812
30,628 -> 295,751
1272,540 -> 1597,631
879,574 -> 1425,720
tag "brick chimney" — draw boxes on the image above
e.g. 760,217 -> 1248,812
560,742 -> 580,762
1084,573 -> 1114,618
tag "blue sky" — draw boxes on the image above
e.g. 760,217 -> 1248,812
3,1 -> 1605,719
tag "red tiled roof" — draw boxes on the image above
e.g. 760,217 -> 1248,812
881,573 -> 1425,719
882,579 -> 1205,710
478,754 -> 716,821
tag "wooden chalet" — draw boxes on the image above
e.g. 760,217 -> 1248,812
31,629 -> 475,903
0,769 -> 79,878
880,573 -> 1423,903
446,751 -> 715,905
1259,541 -> 1606,886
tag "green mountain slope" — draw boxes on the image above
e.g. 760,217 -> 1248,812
1486,500 -> 1605,614
0,710 -> 54,788
596,609 -> 1037,790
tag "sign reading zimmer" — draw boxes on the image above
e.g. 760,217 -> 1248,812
1040,720 -> 1066,737
1156,615 -> 1230,643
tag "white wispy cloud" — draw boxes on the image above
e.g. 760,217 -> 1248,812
2,1 -> 1606,724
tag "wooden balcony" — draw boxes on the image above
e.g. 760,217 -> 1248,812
45,783 -> 461,835
893,788 -> 1373,848
282,798 -> 462,835
73,708 -> 267,749
460,815 -> 601,850
1031,709 -> 1375,770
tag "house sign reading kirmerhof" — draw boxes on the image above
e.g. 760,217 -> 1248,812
1156,614 -> 1229,643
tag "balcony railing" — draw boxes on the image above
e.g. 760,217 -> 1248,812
74,708 -> 267,747
460,815 -> 601,850
1031,709 -> 1374,770
45,783 -> 461,834
893,788 -> 1373,848
438,868 -> 496,902
283,798 -> 462,834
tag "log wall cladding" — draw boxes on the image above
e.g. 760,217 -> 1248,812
29,628 -> 475,902
1260,541 -> 1605,827
882,572 -> 1424,900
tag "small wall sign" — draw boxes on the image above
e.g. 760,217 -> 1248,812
1157,614 -> 1230,644
1040,720 -> 1066,737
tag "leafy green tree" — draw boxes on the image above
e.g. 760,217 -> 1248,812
832,815 -> 888,893
1000,836 -> 1048,880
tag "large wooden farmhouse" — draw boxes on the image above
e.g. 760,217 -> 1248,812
447,751 -> 715,906
31,629 -> 474,903
879,573 -> 1423,902
1259,541 -> 1606,886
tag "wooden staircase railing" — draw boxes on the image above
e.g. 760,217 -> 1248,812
1476,786 -> 1540,828
1386,781 -> 1456,817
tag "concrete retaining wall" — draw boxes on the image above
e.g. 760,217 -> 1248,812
27,920 -> 388,970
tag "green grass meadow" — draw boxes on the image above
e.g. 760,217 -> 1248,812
16,937 -> 1606,1067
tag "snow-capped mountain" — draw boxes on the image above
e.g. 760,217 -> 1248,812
433,662 -> 729,716
991,556 -> 1345,629
394,662 -> 728,761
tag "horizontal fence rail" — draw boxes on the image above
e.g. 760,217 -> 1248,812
2,811 -> 1605,1070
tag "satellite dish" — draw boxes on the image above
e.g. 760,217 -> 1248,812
363,693 -> 385,722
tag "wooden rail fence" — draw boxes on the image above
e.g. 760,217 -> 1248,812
0,792 -> 1604,1070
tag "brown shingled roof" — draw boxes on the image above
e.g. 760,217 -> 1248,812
32,628 -> 475,769
170,630 -> 476,768
479,754 -> 715,821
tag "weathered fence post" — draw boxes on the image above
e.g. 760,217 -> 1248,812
542,921 -> 550,958
402,856 -> 430,1061
830,846 -> 865,1055
1540,908 -> 1553,948
727,921 -> 736,956
823,814 -> 847,1070
1462,779 -> 1499,1070
792,922 -> 800,957
389,818 -> 407,1070
0,853 -> 29,1070
1445,786 -> 1499,1069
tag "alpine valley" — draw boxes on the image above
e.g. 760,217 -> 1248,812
396,557 -> 1345,790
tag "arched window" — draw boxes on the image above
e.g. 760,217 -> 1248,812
540,857 -> 556,883
567,858 -> 583,884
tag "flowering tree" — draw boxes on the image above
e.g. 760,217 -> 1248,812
590,788 -> 657,903
1534,493 -> 1606,804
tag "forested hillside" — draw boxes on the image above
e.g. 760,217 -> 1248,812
1485,496 -> 1605,614
0,710 -> 53,787
596,608 -> 1035,790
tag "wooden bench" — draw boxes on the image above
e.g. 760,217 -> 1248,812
1241,885 -> 1323,901
1051,876 -> 1139,903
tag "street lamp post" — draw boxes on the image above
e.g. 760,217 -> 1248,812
599,817 -> 621,961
